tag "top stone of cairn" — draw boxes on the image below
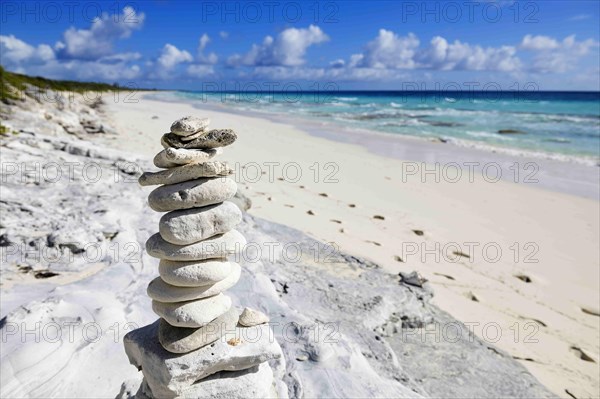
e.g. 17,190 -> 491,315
170,116 -> 210,136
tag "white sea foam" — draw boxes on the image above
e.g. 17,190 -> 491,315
450,138 -> 599,166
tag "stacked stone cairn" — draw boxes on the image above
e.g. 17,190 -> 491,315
124,116 -> 285,398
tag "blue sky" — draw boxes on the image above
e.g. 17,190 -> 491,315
1,0 -> 599,90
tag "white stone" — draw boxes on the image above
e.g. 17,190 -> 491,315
146,230 -> 246,261
153,147 -> 221,169
238,307 -> 270,327
152,293 -> 232,328
159,259 -> 234,287
147,263 -> 241,302
170,116 -> 210,136
158,308 -> 240,354
148,177 -> 237,212
159,201 -> 242,245
139,162 -> 233,186
124,321 -> 282,398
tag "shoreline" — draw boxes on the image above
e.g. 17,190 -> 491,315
101,94 -> 599,398
148,91 -> 600,200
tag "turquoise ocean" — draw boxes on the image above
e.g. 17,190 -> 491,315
170,91 -> 600,165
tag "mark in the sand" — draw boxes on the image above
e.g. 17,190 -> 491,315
18,265 -> 33,273
284,204 -> 294,208
319,193 -> 328,197
277,177 -> 284,181
330,219 -> 342,224
307,210 -> 315,215
299,185 -> 305,189
514,274 -> 532,283
467,292 -> 479,302
521,317 -> 547,327
365,240 -> 381,246
570,346 -> 596,363
267,196 -> 274,201
581,307 -> 600,317
34,270 -> 60,279
433,272 -> 454,280
512,356 -> 535,362
412,229 -> 424,236
339,228 -> 345,233
373,215 -> 385,220
394,255 -> 404,263
348,204 -> 356,208
565,389 -> 577,399
384,176 -> 391,180
452,250 -> 470,259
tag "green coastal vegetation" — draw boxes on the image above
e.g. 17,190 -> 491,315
1,66 -> 154,102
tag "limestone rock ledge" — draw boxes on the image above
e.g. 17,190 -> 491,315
124,320 -> 283,398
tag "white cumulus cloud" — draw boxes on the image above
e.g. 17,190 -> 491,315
228,25 -> 329,67
418,36 -> 521,72
0,35 -> 54,65
350,30 -> 420,69
347,30 -> 520,72
157,44 -> 193,69
197,34 -> 217,64
55,6 -> 145,60
520,35 -> 560,51
520,34 -> 598,73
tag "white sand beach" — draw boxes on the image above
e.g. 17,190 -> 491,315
100,94 -> 600,398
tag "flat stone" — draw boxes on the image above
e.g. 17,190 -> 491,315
238,307 -> 269,327
148,263 -> 241,302
147,177 -> 237,212
146,229 -> 246,261
139,162 -> 233,186
159,259 -> 234,286
135,364 -> 274,399
161,129 -> 237,149
170,116 -> 210,136
124,320 -> 282,398
152,293 -> 232,328
159,201 -> 242,245
158,308 -> 239,353
153,147 -> 221,168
